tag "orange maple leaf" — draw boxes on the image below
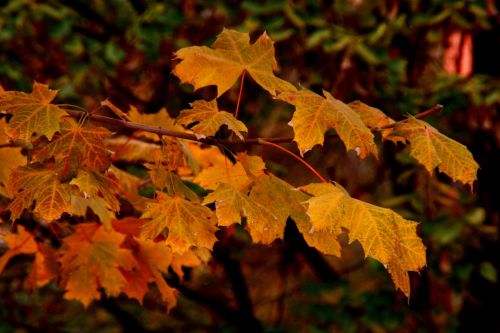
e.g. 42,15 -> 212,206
33,118 -> 112,174
8,165 -> 73,221
278,89 -> 377,157
59,223 -> 138,307
177,99 -> 248,139
302,183 -> 426,298
173,28 -> 296,97
0,82 -> 68,141
141,192 -> 218,253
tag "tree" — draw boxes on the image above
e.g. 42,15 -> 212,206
0,28 -> 478,331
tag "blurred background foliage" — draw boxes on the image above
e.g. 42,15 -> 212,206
0,0 -> 499,332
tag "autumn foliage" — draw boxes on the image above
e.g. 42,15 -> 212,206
0,29 -> 479,310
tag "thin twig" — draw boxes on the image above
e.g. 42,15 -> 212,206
234,72 -> 246,120
258,139 -> 328,184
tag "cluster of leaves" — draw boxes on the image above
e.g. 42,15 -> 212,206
0,28 -> 478,311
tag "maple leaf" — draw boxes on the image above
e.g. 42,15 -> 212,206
0,151 -> 27,198
68,170 -> 122,228
128,106 -> 184,141
141,192 -> 218,253
173,28 -> 296,97
0,226 -> 38,273
109,166 -> 147,210
247,174 -> 309,243
69,170 -> 121,211
71,194 -> 116,228
8,165 -> 73,221
278,89 -> 377,157
204,183 -> 277,242
145,163 -> 199,202
106,136 -> 161,162
348,100 -> 404,143
0,120 -> 28,197
59,223 -> 138,307
121,238 -> 178,310
0,82 -> 68,141
111,219 -> 178,308
171,249 -> 203,281
394,117 -> 479,186
106,135 -> 186,171
26,243 -> 59,289
177,99 -> 248,139
303,183 -> 426,297
34,118 -> 112,173
184,142 -> 228,174
194,153 -> 266,190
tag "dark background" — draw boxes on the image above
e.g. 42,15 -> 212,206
1,1 -> 499,332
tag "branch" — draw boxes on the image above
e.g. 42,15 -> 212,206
64,109 -> 293,145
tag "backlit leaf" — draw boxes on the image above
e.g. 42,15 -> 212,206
194,153 -> 266,190
248,174 -> 308,243
0,82 -> 68,141
278,89 -> 377,156
177,99 -> 248,139
145,163 -> 199,202
8,165 -> 73,221
204,183 -> 277,243
141,192 -> 218,253
0,148 -> 27,197
394,117 -> 479,186
303,183 -> 426,297
34,118 -> 112,173
69,169 -> 121,211
173,28 -> 296,97
348,100 -> 404,143
112,219 -> 178,309
128,106 -> 183,141
60,224 -> 138,307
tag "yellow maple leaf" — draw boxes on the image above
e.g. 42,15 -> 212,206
278,89 -> 377,157
0,82 -> 68,141
60,224 -> 138,307
177,99 -> 248,139
33,118 -> 112,173
303,183 -> 426,297
141,192 -> 218,253
194,153 -> 266,190
8,165 -> 73,221
70,169 -> 121,211
184,142 -> 228,175
204,183 -> 277,242
173,28 -> 296,97
394,117 -> 479,186
145,163 -> 199,202
348,100 -> 405,143
248,174 -> 309,243
68,170 -> 122,228
128,106 -> 183,141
